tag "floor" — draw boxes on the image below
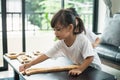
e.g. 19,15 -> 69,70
101,58 -> 120,80
101,64 -> 120,80
0,71 -> 13,80
101,58 -> 120,70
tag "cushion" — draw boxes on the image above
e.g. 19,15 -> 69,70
96,43 -> 119,61
96,43 -> 120,62
101,14 -> 120,47
113,13 -> 120,19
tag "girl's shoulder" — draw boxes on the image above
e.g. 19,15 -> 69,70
77,33 -> 89,42
77,33 -> 87,39
54,40 -> 64,46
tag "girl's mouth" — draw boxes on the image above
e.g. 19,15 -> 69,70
56,36 -> 61,39
56,36 -> 59,38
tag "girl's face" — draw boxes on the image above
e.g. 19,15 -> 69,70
53,24 -> 72,40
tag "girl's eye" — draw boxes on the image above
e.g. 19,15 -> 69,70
53,28 -> 63,31
56,28 -> 61,31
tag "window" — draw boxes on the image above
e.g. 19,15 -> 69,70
0,0 -> 22,71
6,0 -> 22,52
25,0 -> 62,52
25,0 -> 97,52
64,0 -> 94,30
0,0 -> 8,71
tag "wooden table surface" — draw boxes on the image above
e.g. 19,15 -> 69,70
4,55 -> 116,80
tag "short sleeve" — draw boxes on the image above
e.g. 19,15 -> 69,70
81,36 -> 95,59
86,29 -> 98,43
45,41 -> 62,58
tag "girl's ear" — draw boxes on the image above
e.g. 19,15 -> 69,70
68,24 -> 74,32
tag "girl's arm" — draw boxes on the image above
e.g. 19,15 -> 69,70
92,37 -> 101,48
30,54 -> 49,66
77,56 -> 94,71
19,54 -> 49,72
69,56 -> 94,75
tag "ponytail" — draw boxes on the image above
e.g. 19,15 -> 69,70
73,17 -> 86,34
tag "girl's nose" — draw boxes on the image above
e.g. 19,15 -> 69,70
54,31 -> 57,36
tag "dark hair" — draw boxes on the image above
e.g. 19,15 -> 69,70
51,8 -> 85,34
66,7 -> 79,16
66,8 -> 86,34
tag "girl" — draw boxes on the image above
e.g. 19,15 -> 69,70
19,9 -> 101,76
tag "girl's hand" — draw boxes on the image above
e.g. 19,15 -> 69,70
68,69 -> 82,76
19,63 -> 31,72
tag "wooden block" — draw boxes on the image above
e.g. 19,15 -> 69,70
33,51 -> 43,56
5,52 -> 25,59
17,55 -> 32,64
23,65 -> 79,76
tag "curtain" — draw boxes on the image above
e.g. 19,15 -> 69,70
103,0 -> 112,17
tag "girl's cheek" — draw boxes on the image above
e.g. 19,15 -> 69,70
54,31 -> 58,35
54,31 -> 60,36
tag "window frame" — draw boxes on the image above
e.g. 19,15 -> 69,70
0,0 -> 8,71
93,0 -> 99,33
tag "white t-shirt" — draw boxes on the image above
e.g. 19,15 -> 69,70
45,33 -> 101,70
83,29 -> 98,43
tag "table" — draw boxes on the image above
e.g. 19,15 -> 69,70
4,55 -> 117,80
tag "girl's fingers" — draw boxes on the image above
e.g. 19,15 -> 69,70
68,69 -> 82,76
19,64 -> 26,72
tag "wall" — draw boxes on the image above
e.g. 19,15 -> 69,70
98,0 -> 120,33
111,0 -> 120,14
98,0 -> 106,33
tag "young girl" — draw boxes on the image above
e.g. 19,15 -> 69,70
19,9 -> 101,76
66,7 -> 101,48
